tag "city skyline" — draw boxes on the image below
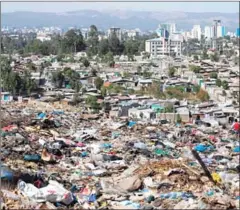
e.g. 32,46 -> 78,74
2,2 -> 239,13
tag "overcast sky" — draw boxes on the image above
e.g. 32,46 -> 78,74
2,2 -> 239,13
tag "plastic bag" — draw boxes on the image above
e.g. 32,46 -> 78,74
18,180 -> 74,205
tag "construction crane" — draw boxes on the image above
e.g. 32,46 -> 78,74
212,20 -> 221,50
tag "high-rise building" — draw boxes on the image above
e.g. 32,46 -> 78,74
127,30 -> 139,39
236,28 -> 240,37
217,25 -> 226,37
204,26 -> 213,40
169,23 -> 176,35
107,27 -> 122,41
158,23 -> 176,35
156,27 -> 169,39
191,25 -> 201,40
181,31 -> 192,41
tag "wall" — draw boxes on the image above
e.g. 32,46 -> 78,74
128,109 -> 155,119
109,110 -> 119,118
157,113 -> 190,123
145,41 -> 151,53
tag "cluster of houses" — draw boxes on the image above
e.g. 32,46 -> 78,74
1,50 -> 239,127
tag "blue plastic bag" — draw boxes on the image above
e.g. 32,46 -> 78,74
194,144 -> 214,153
233,146 -> 240,153
128,121 -> 136,127
120,200 -> 141,209
24,154 -> 41,162
88,194 -> 97,202
0,165 -> 14,181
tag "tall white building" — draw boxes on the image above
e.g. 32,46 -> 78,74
158,23 -> 176,35
169,23 -> 176,35
127,30 -> 139,39
181,31 -> 192,41
191,25 -> 201,40
204,26 -> 213,40
217,25 -> 226,38
36,33 -> 51,42
107,27 -> 122,41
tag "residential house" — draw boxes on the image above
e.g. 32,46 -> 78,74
1,92 -> 13,103
128,107 -> 156,120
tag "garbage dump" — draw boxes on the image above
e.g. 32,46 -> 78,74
0,102 -> 239,209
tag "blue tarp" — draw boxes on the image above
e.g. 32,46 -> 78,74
1,165 -> 14,181
37,113 -> 46,119
128,121 -> 136,127
233,146 -> 240,153
52,111 -> 64,115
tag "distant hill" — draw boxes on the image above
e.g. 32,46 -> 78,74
2,10 -> 239,32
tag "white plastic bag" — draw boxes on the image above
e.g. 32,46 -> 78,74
18,180 -> 74,205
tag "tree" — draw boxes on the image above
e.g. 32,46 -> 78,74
165,87 -> 185,100
87,25 -> 99,56
210,72 -> 218,79
221,80 -> 229,90
52,71 -> 65,88
1,57 -> 37,95
210,52 -> 220,62
94,77 -> 104,90
81,57 -> 90,67
108,32 -> 123,55
85,95 -> 100,112
137,66 -> 142,75
216,79 -> 222,87
222,90 -> 226,96
72,93 -> 81,105
196,89 -> 210,102
63,68 -> 81,91
123,71 -> 131,78
224,35 -> 230,41
22,71 -> 37,95
168,67 -> 176,77
165,104 -> 174,113
143,70 -> 152,78
98,39 -> 109,56
146,81 -> 165,99
189,65 -> 201,74
193,85 -> 200,93
101,86 -> 107,97
193,55 -> 199,61
176,114 -> 182,124
124,39 -> 139,57
64,29 -> 85,53
72,81 -> 81,93
234,56 -> 239,66
201,49 -> 209,60
26,62 -> 37,71
109,61 -> 115,68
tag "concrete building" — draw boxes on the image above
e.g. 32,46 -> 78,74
159,23 -> 176,35
1,92 -> 13,103
127,30 -> 139,39
36,33 -> 51,42
81,28 -> 89,40
181,31 -> 192,41
145,33 -> 183,57
236,28 -> 240,37
191,25 -> 201,40
204,26 -> 213,40
108,27 -> 122,41
217,25 -> 226,38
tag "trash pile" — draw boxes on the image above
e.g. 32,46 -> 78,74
0,102 -> 239,209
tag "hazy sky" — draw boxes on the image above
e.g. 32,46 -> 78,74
2,2 -> 239,13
